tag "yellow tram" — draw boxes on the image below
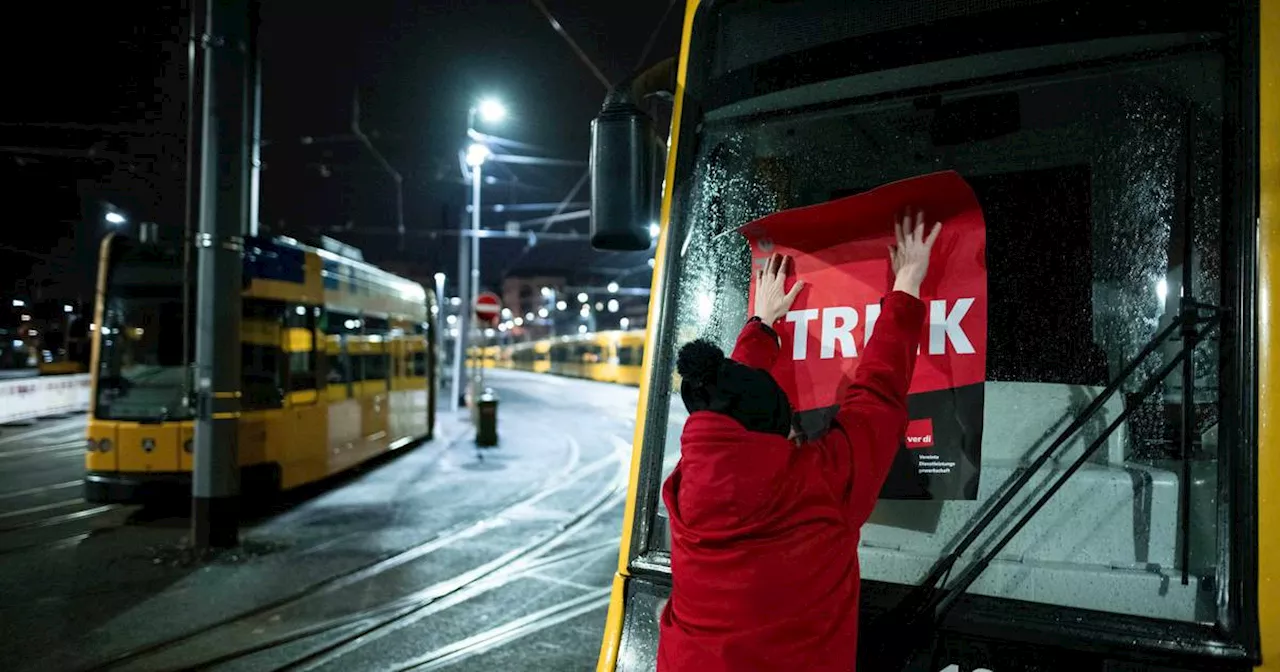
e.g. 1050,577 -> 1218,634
591,1 -> 1279,670
84,233 -> 437,502
477,329 -> 648,386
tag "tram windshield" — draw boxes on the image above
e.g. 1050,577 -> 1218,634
644,2 -> 1229,625
95,242 -> 193,422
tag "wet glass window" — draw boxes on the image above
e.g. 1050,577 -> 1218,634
647,44 -> 1225,624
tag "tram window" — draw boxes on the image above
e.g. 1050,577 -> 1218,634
619,346 -> 643,367
647,43 -> 1226,624
363,316 -> 389,335
241,344 -> 283,409
410,352 -> 428,377
360,353 -> 389,382
326,312 -> 361,335
327,354 -> 350,384
288,351 -> 316,391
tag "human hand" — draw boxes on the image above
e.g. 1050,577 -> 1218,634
753,253 -> 804,325
890,209 -> 941,298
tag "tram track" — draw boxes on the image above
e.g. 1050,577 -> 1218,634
81,425 -> 630,672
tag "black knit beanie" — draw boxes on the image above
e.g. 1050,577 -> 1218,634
676,338 -> 793,437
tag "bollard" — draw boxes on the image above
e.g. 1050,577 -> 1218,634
475,389 -> 499,447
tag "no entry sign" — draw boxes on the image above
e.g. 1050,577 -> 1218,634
474,292 -> 501,325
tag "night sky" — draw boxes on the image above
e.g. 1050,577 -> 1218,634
1,1 -> 682,303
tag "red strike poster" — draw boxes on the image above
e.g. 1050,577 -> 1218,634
740,170 -> 987,500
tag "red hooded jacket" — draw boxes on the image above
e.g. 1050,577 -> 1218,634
657,291 -> 926,672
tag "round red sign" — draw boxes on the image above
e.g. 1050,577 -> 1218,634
474,292 -> 501,325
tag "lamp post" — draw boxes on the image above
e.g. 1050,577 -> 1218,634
452,97 -> 506,412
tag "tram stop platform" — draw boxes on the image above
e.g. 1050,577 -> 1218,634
0,369 -> 637,672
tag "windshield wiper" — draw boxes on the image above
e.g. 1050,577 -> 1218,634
863,301 -> 1221,670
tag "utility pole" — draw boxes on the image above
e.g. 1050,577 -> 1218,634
189,0 -> 258,550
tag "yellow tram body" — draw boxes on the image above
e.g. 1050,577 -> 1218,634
84,234 -> 437,502
596,1 -> 1280,670
474,329 -> 648,387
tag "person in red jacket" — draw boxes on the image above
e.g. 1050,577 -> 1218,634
657,211 -> 941,672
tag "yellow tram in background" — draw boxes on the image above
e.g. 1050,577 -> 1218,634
84,233 -> 437,503
473,329 -> 648,386
588,1 -> 1279,670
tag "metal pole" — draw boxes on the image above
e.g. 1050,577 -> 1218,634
472,160 -> 484,391
191,0 -> 254,550
452,212 -> 468,411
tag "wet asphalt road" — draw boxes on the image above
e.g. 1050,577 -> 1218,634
0,369 -> 639,672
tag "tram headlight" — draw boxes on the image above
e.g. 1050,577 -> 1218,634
86,439 -> 97,453
98,439 -> 113,453
184,439 -> 193,454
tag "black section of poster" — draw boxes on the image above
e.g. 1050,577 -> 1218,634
883,383 -> 984,500
791,382 -> 984,501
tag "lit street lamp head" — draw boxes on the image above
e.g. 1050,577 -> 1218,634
477,98 -> 507,123
105,212 -> 126,225
465,143 -> 491,167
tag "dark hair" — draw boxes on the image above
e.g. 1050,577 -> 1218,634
676,339 -> 723,387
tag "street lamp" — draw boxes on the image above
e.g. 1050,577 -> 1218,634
454,97 -> 507,413
105,211 -> 126,225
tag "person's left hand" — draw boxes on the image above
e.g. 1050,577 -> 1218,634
753,253 -> 804,325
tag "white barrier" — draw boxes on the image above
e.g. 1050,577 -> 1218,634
0,374 -> 91,424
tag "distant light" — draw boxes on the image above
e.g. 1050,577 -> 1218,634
1156,278 -> 1169,303
295,306 -> 306,316
620,317 -> 630,330
576,292 -> 588,303
556,300 -> 567,311
478,98 -> 507,123
11,300 -> 24,307
344,319 -> 358,330
607,299 -> 619,313
434,272 -> 446,284
105,212 -> 126,225
465,143 -> 491,167
19,314 -> 30,322
594,302 -> 604,311
540,286 -> 553,298
446,315 -> 458,326
484,328 -> 496,337
580,305 -> 590,317
501,308 -> 512,319
498,323 -> 508,332
649,222 -> 660,239
514,317 -> 524,326
525,312 -> 534,321
28,329 -> 39,337
578,324 -> 588,334
697,293 -> 714,321
450,296 -> 462,307
10,340 -> 20,348
607,282 -> 619,293
647,258 -> 655,268
64,304 -> 74,313
485,176 -> 498,185
538,308 -> 549,318
89,323 -> 96,331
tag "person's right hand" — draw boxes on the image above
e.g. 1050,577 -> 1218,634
753,253 -> 804,325
890,209 -> 941,298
